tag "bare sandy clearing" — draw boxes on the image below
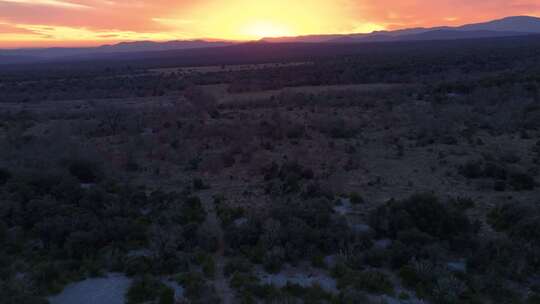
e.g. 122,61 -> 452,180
48,274 -> 131,304
150,62 -> 312,75
202,83 -> 410,104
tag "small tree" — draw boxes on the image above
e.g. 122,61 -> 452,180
184,86 -> 219,120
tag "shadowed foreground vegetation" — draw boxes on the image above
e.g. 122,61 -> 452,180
1,36 -> 540,304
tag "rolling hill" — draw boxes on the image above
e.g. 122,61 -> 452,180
263,16 -> 540,43
0,40 -> 233,63
0,16 -> 539,66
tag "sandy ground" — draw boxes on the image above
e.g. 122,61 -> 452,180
202,83 -> 409,104
199,190 -> 235,304
149,62 -> 312,75
48,273 -> 131,304
256,264 -> 338,293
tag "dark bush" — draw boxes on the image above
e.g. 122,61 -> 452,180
399,265 -> 420,289
326,118 -> 355,139
459,161 -> 508,181
177,271 -> 207,300
224,257 -> 253,277
508,172 -> 535,191
338,269 -> 394,295
339,287 -> 370,304
528,293 -> 540,304
159,287 -> 175,304
369,193 -> 475,242
125,256 -> 153,277
468,237 -> 529,279
68,159 -> 101,183
217,205 -> 245,227
511,216 -> 540,242
487,202 -> 531,231
483,163 -> 507,180
349,192 -> 364,205
180,196 -> 207,224
126,275 -> 163,304
193,178 -> 209,190
459,160 -> 484,179
451,197 -> 475,210
0,168 -> 11,185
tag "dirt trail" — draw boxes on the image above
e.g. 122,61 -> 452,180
199,191 -> 234,304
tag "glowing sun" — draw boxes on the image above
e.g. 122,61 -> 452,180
241,20 -> 295,39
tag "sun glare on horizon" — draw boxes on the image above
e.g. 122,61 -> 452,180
241,21 -> 295,39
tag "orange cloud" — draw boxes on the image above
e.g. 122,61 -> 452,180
0,0 -> 91,10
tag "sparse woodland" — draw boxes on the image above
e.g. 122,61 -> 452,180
1,37 -> 540,304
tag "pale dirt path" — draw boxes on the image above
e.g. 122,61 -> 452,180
198,191 -> 234,304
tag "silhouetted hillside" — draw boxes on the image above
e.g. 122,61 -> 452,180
265,15 -> 540,43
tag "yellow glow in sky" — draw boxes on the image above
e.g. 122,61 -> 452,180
0,0 -> 539,48
156,0 -> 355,40
241,21 -> 294,39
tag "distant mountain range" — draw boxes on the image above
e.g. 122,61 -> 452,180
0,40 -> 233,61
262,16 -> 540,43
0,16 -> 539,65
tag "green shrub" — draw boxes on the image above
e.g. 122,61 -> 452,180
300,284 -> 335,303
81,259 -> 103,277
224,257 -> 253,277
239,292 -> 257,304
487,202 -> 530,231
6,295 -> 50,304
230,272 -> 259,291
356,270 -> 394,295
362,247 -> 389,268
124,256 -> 152,276
467,237 -> 528,279
369,193 -> 475,244
338,269 -> 394,295
528,293 -> 540,304
432,275 -> 467,304
30,262 -> 66,294
399,265 -> 420,289
397,229 -> 436,247
511,216 -> 540,242
482,277 -> 522,303
263,248 -> 284,274
202,257 -> 216,279
251,283 -> 281,300
177,271 -> 206,299
452,197 -> 475,210
158,287 -> 175,304
126,275 -> 163,304
387,241 -> 414,269
349,192 -> 364,205
311,254 -> 326,268
180,196 -> 207,224
339,287 -> 370,304
217,205 -> 245,227
488,203 -> 540,244
399,291 -> 411,300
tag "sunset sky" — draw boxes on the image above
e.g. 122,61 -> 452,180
0,0 -> 539,48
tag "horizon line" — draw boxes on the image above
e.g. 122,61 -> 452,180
1,14 -> 539,51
